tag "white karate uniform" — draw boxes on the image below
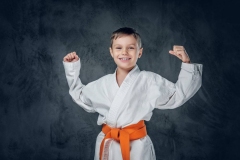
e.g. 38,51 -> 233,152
63,59 -> 203,160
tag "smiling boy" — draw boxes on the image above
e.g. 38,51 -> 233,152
109,31 -> 143,87
63,27 -> 202,160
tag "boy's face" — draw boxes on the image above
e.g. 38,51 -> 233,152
109,34 -> 143,71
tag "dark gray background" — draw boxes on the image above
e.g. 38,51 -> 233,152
0,0 -> 239,160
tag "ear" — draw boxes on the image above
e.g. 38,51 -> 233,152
138,48 -> 143,58
109,47 -> 114,58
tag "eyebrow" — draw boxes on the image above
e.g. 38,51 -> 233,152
113,44 -> 136,47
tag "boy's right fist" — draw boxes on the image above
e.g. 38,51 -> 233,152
63,51 -> 79,62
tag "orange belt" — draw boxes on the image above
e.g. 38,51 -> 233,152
100,120 -> 147,160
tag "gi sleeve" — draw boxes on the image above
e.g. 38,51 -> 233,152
63,59 -> 95,113
151,62 -> 203,109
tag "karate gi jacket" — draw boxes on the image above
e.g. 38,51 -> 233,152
63,59 -> 203,160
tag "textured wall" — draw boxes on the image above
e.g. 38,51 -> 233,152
0,0 -> 239,160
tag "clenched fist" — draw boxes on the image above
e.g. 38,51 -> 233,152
169,45 -> 191,63
63,51 -> 79,62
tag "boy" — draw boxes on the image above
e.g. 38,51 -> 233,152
63,27 -> 202,160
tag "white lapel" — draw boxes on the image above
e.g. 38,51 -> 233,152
107,65 -> 141,127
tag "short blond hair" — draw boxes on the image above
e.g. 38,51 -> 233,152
110,27 -> 142,49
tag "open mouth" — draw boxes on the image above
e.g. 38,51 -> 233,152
119,58 -> 131,61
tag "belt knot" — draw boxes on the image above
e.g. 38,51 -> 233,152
100,120 -> 147,160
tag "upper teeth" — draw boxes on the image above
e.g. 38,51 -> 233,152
121,58 -> 129,60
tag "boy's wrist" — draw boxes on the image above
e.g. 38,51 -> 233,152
182,59 -> 191,63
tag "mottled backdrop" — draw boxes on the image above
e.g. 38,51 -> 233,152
0,0 -> 239,160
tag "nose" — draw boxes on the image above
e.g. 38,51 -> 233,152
122,48 -> 128,55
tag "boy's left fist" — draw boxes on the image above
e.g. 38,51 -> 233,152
169,45 -> 191,63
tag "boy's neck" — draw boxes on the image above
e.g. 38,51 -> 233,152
116,65 -> 135,76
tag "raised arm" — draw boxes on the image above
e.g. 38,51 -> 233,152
149,46 -> 203,109
151,62 -> 203,109
63,52 -> 95,113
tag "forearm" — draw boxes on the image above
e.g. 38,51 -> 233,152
63,59 -> 83,97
